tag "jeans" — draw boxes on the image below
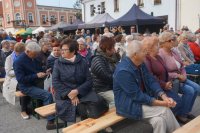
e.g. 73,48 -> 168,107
21,86 -> 55,121
179,79 -> 200,115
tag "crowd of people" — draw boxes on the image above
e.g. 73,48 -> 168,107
0,25 -> 200,133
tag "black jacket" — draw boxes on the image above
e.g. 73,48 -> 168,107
91,49 -> 119,93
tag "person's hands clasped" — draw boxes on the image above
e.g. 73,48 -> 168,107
163,97 -> 176,108
71,96 -> 79,106
37,72 -> 46,78
68,89 -> 78,100
178,74 -> 186,82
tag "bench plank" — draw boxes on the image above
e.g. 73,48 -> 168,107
15,91 -> 26,97
62,108 -> 124,133
0,78 -> 5,83
173,115 -> 200,133
34,103 -> 56,117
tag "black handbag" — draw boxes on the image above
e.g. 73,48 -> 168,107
171,78 -> 180,93
77,91 -> 109,119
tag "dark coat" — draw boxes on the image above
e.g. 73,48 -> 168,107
52,54 -> 92,122
13,52 -> 43,93
46,54 -> 58,72
0,50 -> 6,77
91,49 -> 119,93
36,51 -> 50,71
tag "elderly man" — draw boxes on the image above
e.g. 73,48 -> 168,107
113,40 -> 180,133
13,42 -> 62,130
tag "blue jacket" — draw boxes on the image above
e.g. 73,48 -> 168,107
46,54 -> 58,72
13,52 -> 43,93
52,54 -> 92,122
113,57 -> 164,120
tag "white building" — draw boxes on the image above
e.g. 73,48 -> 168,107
81,0 -> 200,32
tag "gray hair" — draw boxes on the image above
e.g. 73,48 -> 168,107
39,38 -> 50,46
77,37 -> 86,44
26,41 -> 41,52
126,40 -> 142,57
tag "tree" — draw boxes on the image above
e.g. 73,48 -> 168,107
73,0 -> 82,20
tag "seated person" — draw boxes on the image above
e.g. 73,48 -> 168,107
3,43 -> 30,119
13,42 -> 61,130
113,40 -> 180,133
77,38 -> 92,67
52,39 -> 92,123
159,31 -> 200,118
144,36 -> 194,124
91,36 -> 120,108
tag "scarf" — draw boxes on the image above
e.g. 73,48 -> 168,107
78,49 -> 88,57
182,43 -> 195,62
64,55 -> 76,62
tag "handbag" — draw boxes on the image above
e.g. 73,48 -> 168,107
77,91 -> 109,119
171,78 -> 180,93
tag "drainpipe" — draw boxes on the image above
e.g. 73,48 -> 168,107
175,0 -> 177,30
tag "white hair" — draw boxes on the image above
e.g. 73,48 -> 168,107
26,41 -> 41,52
126,40 -> 142,57
102,33 -> 114,38
77,37 -> 86,44
125,35 -> 134,43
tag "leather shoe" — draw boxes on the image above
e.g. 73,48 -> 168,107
176,116 -> 190,124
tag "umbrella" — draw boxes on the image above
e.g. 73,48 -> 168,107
32,27 -> 46,34
21,28 -> 33,36
15,29 -> 26,35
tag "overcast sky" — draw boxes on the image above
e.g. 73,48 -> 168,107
36,0 -> 77,8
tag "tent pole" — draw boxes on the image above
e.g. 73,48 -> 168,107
136,25 -> 139,33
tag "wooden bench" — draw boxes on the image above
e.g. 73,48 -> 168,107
34,103 -> 56,117
15,91 -> 41,119
62,107 -> 125,133
173,115 -> 200,133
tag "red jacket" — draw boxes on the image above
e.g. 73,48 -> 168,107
188,42 -> 200,62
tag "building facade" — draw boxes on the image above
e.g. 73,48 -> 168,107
81,0 -> 200,32
0,0 -> 80,33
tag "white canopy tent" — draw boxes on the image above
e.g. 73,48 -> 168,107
32,27 -> 46,34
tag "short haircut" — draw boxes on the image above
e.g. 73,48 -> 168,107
14,42 -> 25,53
60,39 -> 78,54
126,40 -> 142,57
99,36 -> 115,52
26,42 -> 41,52
115,34 -> 123,43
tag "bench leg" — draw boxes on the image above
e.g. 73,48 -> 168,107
32,99 -> 40,120
56,114 -> 59,133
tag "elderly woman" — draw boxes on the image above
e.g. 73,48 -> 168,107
91,36 -> 120,107
52,39 -> 92,123
37,38 -> 51,71
3,43 -> 30,119
177,32 -> 195,65
187,33 -> 200,64
77,38 -> 92,67
113,40 -> 180,133
144,36 -> 194,124
9,40 -> 17,52
158,32 -> 200,120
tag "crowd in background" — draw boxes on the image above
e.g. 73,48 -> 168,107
0,24 -> 200,132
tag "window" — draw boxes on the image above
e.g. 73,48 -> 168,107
114,0 -> 119,12
50,15 -> 56,24
69,16 -> 73,24
15,13 -> 21,20
101,2 -> 105,14
154,0 -> 161,5
42,15 -> 46,24
0,17 -> 3,26
7,14 -> 10,23
60,16 -> 65,22
15,13 -> 21,25
90,5 -> 95,16
28,13 -> 33,23
137,0 -> 144,7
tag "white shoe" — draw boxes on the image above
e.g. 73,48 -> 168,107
21,112 -> 29,120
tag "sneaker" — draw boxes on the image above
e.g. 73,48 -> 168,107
187,114 -> 196,120
46,121 -> 65,130
21,112 -> 29,120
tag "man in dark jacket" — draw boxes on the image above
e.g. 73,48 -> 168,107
13,42 -> 62,130
113,40 -> 180,133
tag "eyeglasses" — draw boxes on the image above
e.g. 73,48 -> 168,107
61,49 -> 69,52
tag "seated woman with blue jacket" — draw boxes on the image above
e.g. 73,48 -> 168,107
52,39 -> 93,123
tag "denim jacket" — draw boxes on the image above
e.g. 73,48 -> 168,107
113,57 -> 164,120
